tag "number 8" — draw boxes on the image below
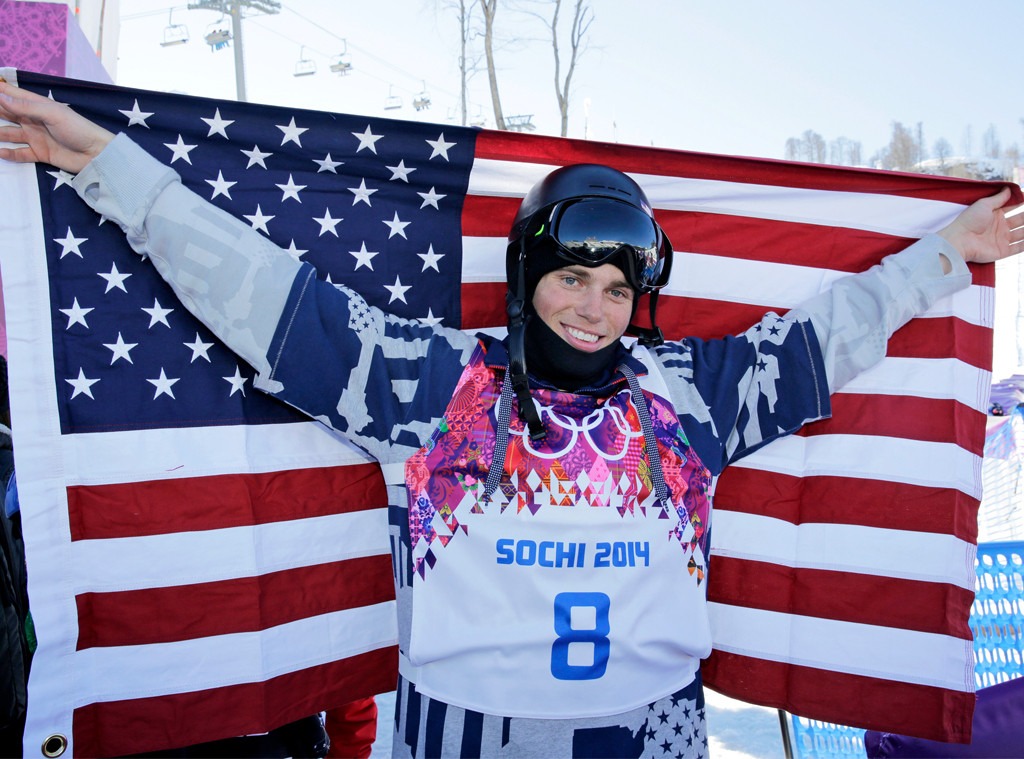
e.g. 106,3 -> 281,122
551,592 -> 610,680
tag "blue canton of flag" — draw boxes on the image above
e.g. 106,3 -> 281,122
28,75 -> 478,434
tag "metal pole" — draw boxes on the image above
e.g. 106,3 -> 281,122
778,709 -> 795,759
230,0 -> 246,102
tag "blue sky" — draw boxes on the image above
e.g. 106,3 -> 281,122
113,0 -> 1023,163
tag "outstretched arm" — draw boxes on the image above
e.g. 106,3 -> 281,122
0,81 -> 113,173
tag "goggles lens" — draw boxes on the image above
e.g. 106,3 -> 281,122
544,198 -> 669,290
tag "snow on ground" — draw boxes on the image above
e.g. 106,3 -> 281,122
369,688 -> 788,758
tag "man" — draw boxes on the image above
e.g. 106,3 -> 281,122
1,81 -> 1021,758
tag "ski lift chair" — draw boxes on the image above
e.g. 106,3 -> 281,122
161,10 -> 189,47
204,21 -> 232,51
384,85 -> 403,111
413,82 -> 431,111
294,46 -> 317,77
330,41 -> 352,74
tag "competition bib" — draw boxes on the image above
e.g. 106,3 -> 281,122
403,357 -> 712,718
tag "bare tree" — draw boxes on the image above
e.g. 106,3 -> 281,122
442,0 -> 478,126
982,124 -> 1001,159
544,0 -> 593,137
783,130 -> 825,163
828,136 -> 863,166
479,0 -> 506,130
784,137 -> 801,162
933,137 -> 953,171
961,125 -> 974,158
879,121 -> 917,170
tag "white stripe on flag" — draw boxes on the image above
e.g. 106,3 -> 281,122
70,508 -> 390,591
462,236 -> 992,326
732,434 -> 982,496
466,158 -> 969,236
709,602 -> 974,691
75,601 -> 398,702
711,511 -> 975,589
839,357 -> 992,412
62,421 -> 375,486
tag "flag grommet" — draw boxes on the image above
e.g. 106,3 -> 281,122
42,734 -> 68,758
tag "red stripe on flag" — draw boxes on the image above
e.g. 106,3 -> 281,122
708,556 -> 974,639
702,649 -> 973,743
652,296 -> 991,363
67,463 -> 387,540
76,555 -> 395,650
799,394 -> 986,454
473,129 -> 1012,206
72,646 -> 399,758
715,468 -> 979,542
888,318 -> 992,368
462,195 -> 519,237
461,282 -> 507,328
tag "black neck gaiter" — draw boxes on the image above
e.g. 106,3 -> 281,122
524,314 -> 619,391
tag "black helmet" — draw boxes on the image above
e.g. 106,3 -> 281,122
506,164 -> 672,301
503,164 -> 674,441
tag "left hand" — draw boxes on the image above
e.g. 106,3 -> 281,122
938,188 -> 1024,267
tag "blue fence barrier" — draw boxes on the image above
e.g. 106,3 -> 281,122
788,540 -> 1024,759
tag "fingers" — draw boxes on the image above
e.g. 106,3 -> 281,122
0,146 -> 36,164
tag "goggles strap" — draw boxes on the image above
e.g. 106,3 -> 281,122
629,292 -> 665,347
506,240 -> 547,441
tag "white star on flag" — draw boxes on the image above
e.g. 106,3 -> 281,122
59,298 -> 93,329
54,227 -> 87,258
383,212 -> 411,239
241,145 -> 272,169
417,186 -> 445,209
147,368 -> 180,400
206,171 -> 237,200
284,240 -> 308,261
244,205 -> 274,233
386,160 -> 415,182
201,108 -> 234,138
118,99 -> 153,127
142,298 -> 174,328
103,333 -> 138,364
164,135 -> 198,164
223,367 -> 248,397
98,263 -> 132,293
313,208 -> 343,237
314,153 -> 343,173
184,333 -> 214,362
66,368 -> 100,400
277,117 -> 309,147
419,308 -> 443,327
276,175 -> 306,202
46,169 -> 75,190
352,125 -> 383,154
350,242 -> 379,270
418,244 -> 444,272
348,179 -> 377,206
426,133 -> 456,160
384,275 -> 412,304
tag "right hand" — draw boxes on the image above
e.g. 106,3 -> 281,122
0,80 -> 114,174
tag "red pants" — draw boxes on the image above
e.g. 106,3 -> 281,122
325,696 -> 379,759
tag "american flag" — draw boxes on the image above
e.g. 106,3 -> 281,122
1,69 -> 1018,756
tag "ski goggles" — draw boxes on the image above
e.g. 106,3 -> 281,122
529,197 -> 673,292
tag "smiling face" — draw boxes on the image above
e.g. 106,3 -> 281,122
531,263 -> 635,353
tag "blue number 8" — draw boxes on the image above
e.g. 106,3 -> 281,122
551,592 -> 610,680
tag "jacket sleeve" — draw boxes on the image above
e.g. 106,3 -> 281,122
791,233 -> 972,392
655,235 -> 973,473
